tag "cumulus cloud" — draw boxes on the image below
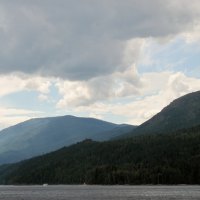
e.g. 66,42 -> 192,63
0,74 -> 52,97
0,0 -> 199,80
56,65 -> 141,107
71,72 -> 200,125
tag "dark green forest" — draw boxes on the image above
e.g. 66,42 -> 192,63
0,125 -> 200,185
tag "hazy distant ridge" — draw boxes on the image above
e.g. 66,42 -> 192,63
0,115 -> 135,164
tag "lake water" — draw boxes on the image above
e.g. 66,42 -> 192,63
0,185 -> 199,200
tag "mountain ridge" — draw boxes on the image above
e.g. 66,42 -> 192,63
0,115 -> 135,164
0,124 -> 199,185
0,91 -> 200,184
124,90 -> 200,137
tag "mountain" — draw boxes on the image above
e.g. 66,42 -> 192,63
125,91 -> 200,136
1,91 -> 200,184
0,115 -> 135,164
1,125 -> 200,185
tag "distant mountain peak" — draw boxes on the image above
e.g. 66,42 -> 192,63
0,115 -> 135,164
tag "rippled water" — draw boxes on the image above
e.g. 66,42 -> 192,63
0,185 -> 199,200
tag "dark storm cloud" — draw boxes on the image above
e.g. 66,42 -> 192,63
0,0 -> 199,80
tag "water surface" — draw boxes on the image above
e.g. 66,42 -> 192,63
0,185 -> 199,200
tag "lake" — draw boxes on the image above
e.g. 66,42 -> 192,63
0,185 -> 199,200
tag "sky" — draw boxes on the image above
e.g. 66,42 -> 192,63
0,0 -> 200,129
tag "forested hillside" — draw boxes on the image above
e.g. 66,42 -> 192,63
124,91 -> 200,137
0,115 -> 135,164
1,125 -> 200,185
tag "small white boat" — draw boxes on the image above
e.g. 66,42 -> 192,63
43,183 -> 48,186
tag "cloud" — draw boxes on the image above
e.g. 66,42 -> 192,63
0,1 -> 200,128
0,73 -> 51,129
70,71 -> 200,125
181,23 -> 200,43
56,65 -> 141,107
0,0 -> 199,80
0,74 -> 52,97
23,76 -> 51,94
0,70 -> 199,128
0,74 -> 25,96
0,106 -> 43,130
